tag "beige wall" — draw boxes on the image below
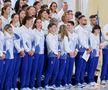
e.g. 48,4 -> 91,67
88,0 -> 108,27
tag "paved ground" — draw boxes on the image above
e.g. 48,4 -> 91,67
68,84 -> 108,90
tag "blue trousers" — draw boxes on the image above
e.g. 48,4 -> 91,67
0,59 -> 9,90
30,54 -> 44,88
105,65 -> 108,80
20,53 -> 33,88
5,59 -> 15,90
87,57 -> 98,83
75,52 -> 87,84
0,60 -> 5,90
62,56 -> 74,85
12,53 -> 21,88
56,58 -> 67,87
44,57 -> 59,86
67,57 -> 75,84
100,49 -> 108,81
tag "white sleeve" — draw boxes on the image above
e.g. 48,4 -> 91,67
102,26 -> 108,41
64,36 -> 71,53
23,39 -> 30,52
57,9 -> 64,21
101,26 -> 108,46
14,39 -> 23,53
75,35 -> 79,52
89,34 -> 97,49
0,40 -> 3,57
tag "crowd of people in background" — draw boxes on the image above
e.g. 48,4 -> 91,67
0,0 -> 108,90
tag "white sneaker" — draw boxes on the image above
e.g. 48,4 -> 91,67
45,85 -> 50,90
90,82 -> 95,86
51,85 -> 57,89
81,84 -> 85,87
54,85 -> 65,90
46,85 -> 57,89
100,80 -> 106,85
11,88 -> 14,90
82,82 -> 87,85
32,87 -> 36,90
15,88 -> 19,90
38,87 -> 44,90
65,84 -> 69,89
68,84 -> 74,89
26,87 -> 31,90
76,83 -> 84,88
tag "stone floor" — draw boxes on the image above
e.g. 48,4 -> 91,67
67,85 -> 108,90
48,84 -> 108,90
74,86 -> 108,90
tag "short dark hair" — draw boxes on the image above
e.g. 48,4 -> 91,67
11,13 -> 18,19
78,15 -> 85,20
4,24 -> 12,31
68,21 -> 74,26
92,25 -> 101,33
33,1 -> 40,6
48,23 -> 57,30
75,11 -> 82,19
67,10 -> 73,13
89,14 -> 97,19
4,0 -> 11,3
22,16 -> 33,25
41,4 -> 48,10
22,4 -> 29,10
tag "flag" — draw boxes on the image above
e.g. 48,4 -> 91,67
96,10 -> 102,43
96,10 -> 100,25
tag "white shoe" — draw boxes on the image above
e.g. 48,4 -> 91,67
100,80 -> 106,85
89,82 -> 97,86
65,84 -> 69,89
15,88 -> 19,90
52,85 -> 56,88
82,82 -> 87,85
47,85 -> 56,89
45,85 -> 50,90
38,87 -> 44,90
11,88 -> 14,90
26,87 -> 31,90
68,84 -> 74,89
54,86 -> 65,90
32,87 -> 36,90
76,83 -> 84,88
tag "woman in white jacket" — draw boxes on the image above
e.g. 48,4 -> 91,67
3,24 -> 15,90
88,25 -> 101,86
30,18 -> 45,89
0,18 -> 6,90
56,25 -> 74,88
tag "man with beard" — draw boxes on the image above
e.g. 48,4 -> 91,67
75,15 -> 91,88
